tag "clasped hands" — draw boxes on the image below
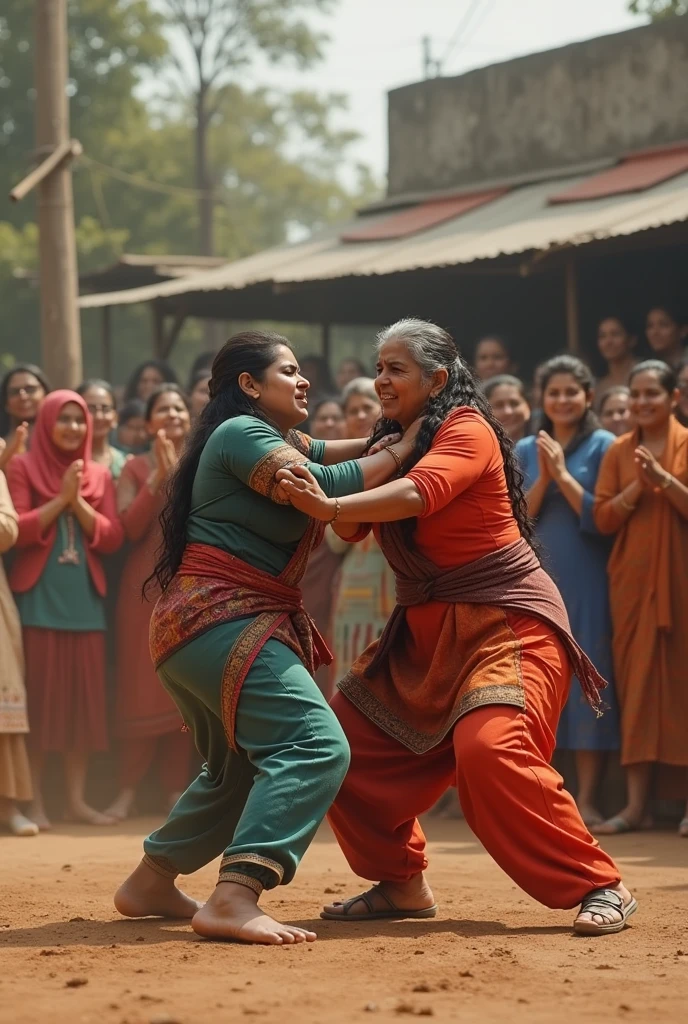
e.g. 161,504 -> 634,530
633,444 -> 671,491
276,417 -> 421,520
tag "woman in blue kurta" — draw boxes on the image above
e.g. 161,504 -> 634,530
517,355 -> 619,828
114,331 -> 417,945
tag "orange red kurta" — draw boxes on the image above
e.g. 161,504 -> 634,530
114,454 -> 182,739
340,408 -> 540,748
593,419 -> 688,776
330,408 -> 619,907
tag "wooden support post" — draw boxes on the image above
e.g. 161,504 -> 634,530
151,302 -> 165,358
101,306 -> 112,382
161,309 -> 188,360
321,322 -> 331,363
10,139 -> 82,203
34,0 -> 82,387
564,259 -> 580,354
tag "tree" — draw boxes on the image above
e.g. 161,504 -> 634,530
0,1 -> 376,380
157,0 -> 336,255
0,0 -> 168,220
628,1 -> 687,17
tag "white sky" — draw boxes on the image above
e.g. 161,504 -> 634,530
254,0 -> 643,179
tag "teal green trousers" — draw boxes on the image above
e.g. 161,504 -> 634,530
143,618 -> 350,894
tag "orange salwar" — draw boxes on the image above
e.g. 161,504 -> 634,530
329,612 -> 620,910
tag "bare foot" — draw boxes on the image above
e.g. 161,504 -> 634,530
27,803 -> 52,831
323,873 -> 435,918
574,882 -> 636,934
192,882 -> 316,945
104,789 -> 136,821
66,801 -> 118,826
114,859 -> 201,919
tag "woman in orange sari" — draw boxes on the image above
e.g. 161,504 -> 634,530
279,318 -> 636,936
593,360 -> 688,837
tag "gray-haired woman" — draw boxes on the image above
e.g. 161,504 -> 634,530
278,317 -> 636,936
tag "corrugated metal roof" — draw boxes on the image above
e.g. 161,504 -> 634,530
78,168 -> 688,310
340,189 -> 508,242
549,144 -> 688,204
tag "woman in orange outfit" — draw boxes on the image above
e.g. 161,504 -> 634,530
278,318 -> 636,937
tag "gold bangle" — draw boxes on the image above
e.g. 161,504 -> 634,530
327,496 -> 341,524
619,493 -> 636,512
660,474 -> 673,491
384,445 -> 403,476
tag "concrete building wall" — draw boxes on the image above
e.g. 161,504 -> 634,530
387,19 -> 688,197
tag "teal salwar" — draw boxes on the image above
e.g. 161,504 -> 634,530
142,416 -> 363,895
143,619 -> 350,892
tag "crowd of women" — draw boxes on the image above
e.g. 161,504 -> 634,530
476,303 -> 688,839
0,300 -> 686,849
0,354 -> 212,836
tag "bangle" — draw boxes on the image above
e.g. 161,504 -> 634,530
656,474 -> 673,493
327,497 -> 341,524
384,445 -> 404,476
619,492 -> 636,512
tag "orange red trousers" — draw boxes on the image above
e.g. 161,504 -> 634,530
328,619 -> 620,910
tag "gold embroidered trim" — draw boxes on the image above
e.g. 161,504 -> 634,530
248,444 -> 309,504
286,429 -> 311,456
220,613 -> 284,753
142,853 -> 179,879
217,872 -> 263,896
219,853 -> 285,882
337,673 -> 525,755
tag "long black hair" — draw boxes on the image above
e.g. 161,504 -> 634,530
0,362 -> 52,436
147,330 -> 290,595
368,318 -> 535,549
124,359 -> 179,402
537,354 -> 599,454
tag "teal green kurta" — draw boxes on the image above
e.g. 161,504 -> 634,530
16,514 -> 106,632
186,416 -> 360,573
143,416 -> 363,891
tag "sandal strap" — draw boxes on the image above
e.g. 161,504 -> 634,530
370,884 -> 398,911
580,888 -> 624,920
339,885 -> 397,916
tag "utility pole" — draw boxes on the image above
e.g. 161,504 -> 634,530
33,0 -> 82,387
422,36 -> 433,78
422,36 -> 440,79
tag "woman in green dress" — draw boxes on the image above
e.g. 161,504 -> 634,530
115,330 -> 417,945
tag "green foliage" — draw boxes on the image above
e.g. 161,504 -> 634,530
0,1 -> 379,383
628,1 -> 688,18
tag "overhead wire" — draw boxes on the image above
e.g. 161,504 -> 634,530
444,0 -> 499,71
439,0 -> 484,71
79,154 -> 210,198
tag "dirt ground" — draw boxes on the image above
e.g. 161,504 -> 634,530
0,817 -> 686,1024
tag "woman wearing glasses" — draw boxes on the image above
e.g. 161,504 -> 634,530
77,380 -> 128,480
0,364 -> 52,470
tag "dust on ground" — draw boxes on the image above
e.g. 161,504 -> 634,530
1,818 -> 686,1024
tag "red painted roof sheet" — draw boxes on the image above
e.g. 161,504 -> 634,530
549,144 -> 688,204
341,189 -> 508,242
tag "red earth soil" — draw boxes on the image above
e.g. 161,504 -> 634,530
0,817 -> 686,1024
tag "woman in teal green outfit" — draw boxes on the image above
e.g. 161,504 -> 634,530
115,330 -> 417,945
